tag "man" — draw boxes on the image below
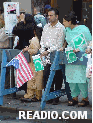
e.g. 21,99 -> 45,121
34,6 -> 46,28
40,8 -> 72,105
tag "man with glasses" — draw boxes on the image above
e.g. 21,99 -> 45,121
40,8 -> 72,105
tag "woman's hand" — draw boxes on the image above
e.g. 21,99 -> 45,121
73,48 -> 80,53
85,48 -> 92,54
28,49 -> 37,55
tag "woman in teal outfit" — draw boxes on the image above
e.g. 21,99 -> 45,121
63,11 -> 92,106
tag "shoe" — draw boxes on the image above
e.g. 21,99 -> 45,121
46,99 -> 53,104
31,97 -> 38,102
78,100 -> 89,107
68,99 -> 78,106
20,98 -> 32,102
52,98 -> 59,105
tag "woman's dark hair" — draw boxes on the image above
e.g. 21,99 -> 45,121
34,26 -> 43,42
25,14 -> 35,23
48,8 -> 59,16
24,14 -> 36,30
64,11 -> 77,25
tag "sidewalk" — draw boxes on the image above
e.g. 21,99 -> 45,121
0,90 -> 92,120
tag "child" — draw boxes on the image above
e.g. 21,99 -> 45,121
21,25 -> 43,102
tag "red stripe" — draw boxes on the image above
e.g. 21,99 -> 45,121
18,75 -> 24,85
17,53 -> 33,79
18,54 -> 30,76
16,52 -> 33,88
21,52 -> 33,76
19,52 -> 33,76
18,68 -> 27,83
17,80 -> 21,88
16,69 -> 25,87
19,62 -> 29,81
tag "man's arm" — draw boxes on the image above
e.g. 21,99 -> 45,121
40,28 -> 46,54
59,40 -> 67,51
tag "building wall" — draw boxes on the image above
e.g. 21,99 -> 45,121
56,0 -> 73,23
11,0 -> 32,14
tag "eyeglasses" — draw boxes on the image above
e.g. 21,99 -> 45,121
48,14 -> 55,17
20,12 -> 25,14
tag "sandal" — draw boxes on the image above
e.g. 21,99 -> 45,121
68,99 -> 78,106
20,98 -> 32,102
31,97 -> 38,102
78,100 -> 89,107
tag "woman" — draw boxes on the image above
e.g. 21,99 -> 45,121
12,14 -> 36,92
63,11 -> 92,106
21,25 -> 43,102
12,13 -> 35,50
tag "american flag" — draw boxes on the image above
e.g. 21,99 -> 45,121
6,51 -> 33,88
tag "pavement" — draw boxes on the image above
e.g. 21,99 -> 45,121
0,89 -> 92,123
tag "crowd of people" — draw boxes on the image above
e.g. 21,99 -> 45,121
12,5 -> 92,109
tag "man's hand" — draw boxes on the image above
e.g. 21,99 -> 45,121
73,48 -> 80,53
41,51 -> 49,56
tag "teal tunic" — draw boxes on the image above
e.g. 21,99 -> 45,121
65,25 -> 92,83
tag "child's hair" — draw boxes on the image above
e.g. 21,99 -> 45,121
34,26 -> 43,43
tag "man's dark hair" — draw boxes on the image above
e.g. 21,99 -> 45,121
64,11 -> 77,25
48,8 -> 59,16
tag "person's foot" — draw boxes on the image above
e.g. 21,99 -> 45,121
52,98 -> 59,105
20,98 -> 32,102
78,97 -> 89,107
68,97 -> 78,106
31,97 -> 39,102
46,99 -> 53,104
68,100 -> 78,106
78,100 -> 89,107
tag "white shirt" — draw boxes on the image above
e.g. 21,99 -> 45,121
40,21 -> 65,53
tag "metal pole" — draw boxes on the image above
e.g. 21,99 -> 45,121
8,34 -> 16,97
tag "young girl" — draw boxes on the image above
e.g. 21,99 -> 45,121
21,25 -> 43,102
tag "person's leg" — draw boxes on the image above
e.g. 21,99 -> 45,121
35,90 -> 42,100
43,64 -> 54,103
69,83 -> 80,98
68,83 -> 80,106
54,69 -> 63,91
78,82 -> 89,106
65,82 -> 72,101
51,69 -> 63,105
23,79 -> 36,100
43,64 -> 51,89
24,88 -> 34,99
62,64 -> 72,101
